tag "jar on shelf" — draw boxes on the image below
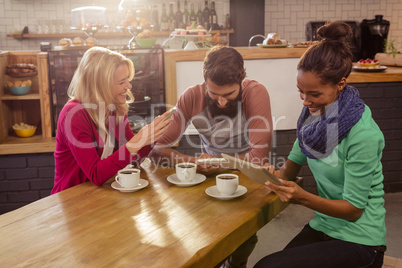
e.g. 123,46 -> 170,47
118,0 -> 152,30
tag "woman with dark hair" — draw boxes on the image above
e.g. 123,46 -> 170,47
254,21 -> 386,268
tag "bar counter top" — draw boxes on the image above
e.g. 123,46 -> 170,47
348,65 -> 402,83
1,47 -> 402,155
164,47 -> 402,83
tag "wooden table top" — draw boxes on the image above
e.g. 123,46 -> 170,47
0,164 -> 294,267
348,65 -> 402,83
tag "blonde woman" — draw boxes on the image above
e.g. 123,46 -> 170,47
52,47 -> 172,194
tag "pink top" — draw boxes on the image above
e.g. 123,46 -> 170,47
52,100 -> 152,194
158,80 -> 273,165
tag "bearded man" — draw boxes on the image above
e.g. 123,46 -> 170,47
150,45 -> 273,268
151,45 -> 273,168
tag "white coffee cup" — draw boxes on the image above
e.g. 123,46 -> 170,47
216,174 -> 239,196
116,168 -> 140,188
175,162 -> 197,182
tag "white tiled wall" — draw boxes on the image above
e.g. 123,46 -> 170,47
1,0 -> 402,51
265,0 -> 402,48
0,0 -> 229,51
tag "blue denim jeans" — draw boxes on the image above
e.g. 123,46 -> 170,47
254,224 -> 385,268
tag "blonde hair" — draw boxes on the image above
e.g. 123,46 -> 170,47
68,47 -> 135,134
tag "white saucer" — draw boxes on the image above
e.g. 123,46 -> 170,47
111,178 -> 149,193
167,173 -> 206,187
205,185 -> 247,200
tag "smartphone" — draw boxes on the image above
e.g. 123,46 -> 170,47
196,158 -> 228,165
162,107 -> 176,122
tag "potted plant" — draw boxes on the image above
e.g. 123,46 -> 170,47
374,39 -> 402,66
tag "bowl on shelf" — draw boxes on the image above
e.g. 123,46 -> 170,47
136,38 -> 157,48
8,85 -> 31,95
14,127 -> 37,138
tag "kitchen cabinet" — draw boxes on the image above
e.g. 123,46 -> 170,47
0,51 -> 53,154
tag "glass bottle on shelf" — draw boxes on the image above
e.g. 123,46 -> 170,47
210,1 -> 219,30
225,13 -> 231,30
168,3 -> 176,31
189,2 -> 197,25
196,3 -> 203,26
151,5 -> 159,31
183,0 -> 190,27
202,0 -> 210,30
175,0 -> 184,28
160,3 -> 169,31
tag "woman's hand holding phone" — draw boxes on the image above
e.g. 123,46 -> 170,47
162,107 -> 176,122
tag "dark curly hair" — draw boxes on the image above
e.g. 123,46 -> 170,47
297,21 -> 354,85
203,45 -> 246,86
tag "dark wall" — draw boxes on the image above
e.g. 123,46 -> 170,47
229,0 -> 265,46
354,82 -> 402,193
0,153 -> 54,214
1,82 -> 401,215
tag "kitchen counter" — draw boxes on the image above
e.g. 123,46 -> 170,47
165,47 -> 402,105
1,47 -> 402,155
348,65 -> 402,83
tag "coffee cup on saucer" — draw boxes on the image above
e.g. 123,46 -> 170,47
175,162 -> 197,182
216,174 -> 239,196
116,168 -> 140,188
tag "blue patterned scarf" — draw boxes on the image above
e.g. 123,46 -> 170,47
297,85 -> 365,159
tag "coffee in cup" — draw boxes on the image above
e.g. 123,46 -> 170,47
117,168 -> 140,188
175,162 -> 197,182
216,174 -> 239,196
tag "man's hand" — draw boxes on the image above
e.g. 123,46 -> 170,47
126,111 -> 173,154
196,153 -> 227,175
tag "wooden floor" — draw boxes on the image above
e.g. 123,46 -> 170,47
383,256 -> 402,268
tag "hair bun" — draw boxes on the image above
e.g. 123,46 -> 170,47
316,21 -> 353,44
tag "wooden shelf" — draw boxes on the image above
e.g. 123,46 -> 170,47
7,30 -> 234,40
0,135 -> 56,155
0,51 -> 53,154
0,93 -> 40,100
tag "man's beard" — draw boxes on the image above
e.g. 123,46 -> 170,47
206,89 -> 242,119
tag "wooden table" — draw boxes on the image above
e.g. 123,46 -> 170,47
0,164 -> 297,267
